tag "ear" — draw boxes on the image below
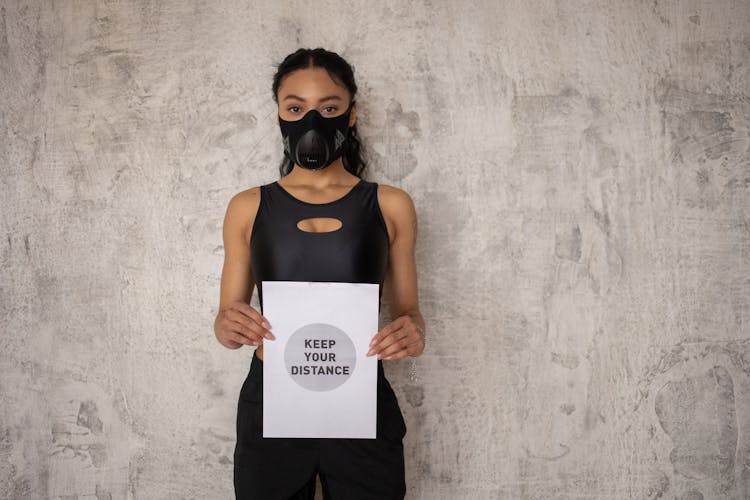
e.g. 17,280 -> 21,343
349,101 -> 357,127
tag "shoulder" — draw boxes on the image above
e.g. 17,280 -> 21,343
227,185 -> 262,216
375,183 -> 416,214
374,183 -> 417,241
223,184 -> 264,243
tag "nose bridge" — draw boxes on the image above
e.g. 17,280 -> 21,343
303,108 -> 323,127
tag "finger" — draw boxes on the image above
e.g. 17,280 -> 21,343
377,326 -> 424,357
224,314 -> 268,343
227,331 -> 256,346
370,327 -> 412,357
234,302 -> 273,331
382,336 -> 424,360
367,324 -> 403,356
226,322 -> 263,345
369,316 -> 409,347
227,308 -> 275,340
225,307 -> 257,332
224,310 -> 264,341
369,322 -> 393,348
377,335 -> 412,358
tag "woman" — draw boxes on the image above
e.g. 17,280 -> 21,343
214,48 -> 426,500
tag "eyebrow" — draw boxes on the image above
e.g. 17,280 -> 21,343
281,94 -> 344,103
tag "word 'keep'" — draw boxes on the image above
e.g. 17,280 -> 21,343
305,339 -> 336,349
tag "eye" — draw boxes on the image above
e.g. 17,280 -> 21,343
287,105 -> 301,113
322,106 -> 338,114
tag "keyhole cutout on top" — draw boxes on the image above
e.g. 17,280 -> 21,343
296,217 -> 344,233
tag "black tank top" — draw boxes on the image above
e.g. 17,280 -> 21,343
250,178 -> 390,315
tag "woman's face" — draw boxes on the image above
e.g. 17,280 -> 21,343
276,66 -> 357,127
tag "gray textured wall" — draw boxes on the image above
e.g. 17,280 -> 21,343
1,0 -> 749,499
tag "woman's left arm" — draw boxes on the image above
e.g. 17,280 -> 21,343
367,185 -> 426,361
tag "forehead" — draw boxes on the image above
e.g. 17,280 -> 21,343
278,67 -> 350,101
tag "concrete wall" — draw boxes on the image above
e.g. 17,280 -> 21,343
1,0 -> 749,498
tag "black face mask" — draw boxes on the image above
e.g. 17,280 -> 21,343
278,101 -> 354,170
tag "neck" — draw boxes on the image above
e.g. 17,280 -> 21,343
285,159 -> 358,187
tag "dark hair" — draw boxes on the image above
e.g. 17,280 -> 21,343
272,48 -> 367,178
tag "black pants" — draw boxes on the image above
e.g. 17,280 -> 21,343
234,350 -> 407,499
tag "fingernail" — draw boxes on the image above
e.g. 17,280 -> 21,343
263,320 -> 271,328
366,349 -> 373,356
266,332 -> 275,340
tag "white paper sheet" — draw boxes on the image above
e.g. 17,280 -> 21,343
261,280 -> 379,438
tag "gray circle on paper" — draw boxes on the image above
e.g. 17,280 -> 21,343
284,322 -> 356,391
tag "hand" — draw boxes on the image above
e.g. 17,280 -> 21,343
367,315 -> 425,360
215,301 -> 275,349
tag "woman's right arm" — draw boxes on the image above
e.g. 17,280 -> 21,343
214,187 -> 274,349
